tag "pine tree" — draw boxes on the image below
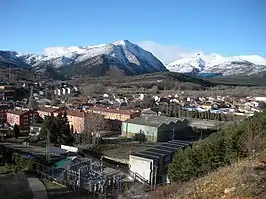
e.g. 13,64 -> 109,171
40,115 -> 59,145
168,147 -> 195,182
56,112 -> 74,146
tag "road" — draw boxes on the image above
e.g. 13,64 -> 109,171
27,177 -> 48,199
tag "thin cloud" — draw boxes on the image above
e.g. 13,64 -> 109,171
138,41 -> 203,64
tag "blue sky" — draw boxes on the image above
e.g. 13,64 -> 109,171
1,0 -> 266,62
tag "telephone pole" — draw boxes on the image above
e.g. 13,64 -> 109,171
28,86 -> 33,109
8,64 -> 11,83
45,128 -> 51,163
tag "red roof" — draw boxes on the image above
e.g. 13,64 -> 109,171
7,109 -> 30,116
89,107 -> 139,116
66,110 -> 85,118
38,107 -> 59,113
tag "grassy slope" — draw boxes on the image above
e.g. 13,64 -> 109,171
151,151 -> 266,199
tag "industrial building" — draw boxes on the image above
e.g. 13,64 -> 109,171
129,140 -> 190,185
121,116 -> 191,142
1,143 -> 127,197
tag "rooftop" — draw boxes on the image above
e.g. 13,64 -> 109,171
67,110 -> 85,118
38,107 -> 59,113
132,140 -> 190,161
89,107 -> 139,115
124,116 -> 188,127
0,89 -> 15,92
7,109 -> 30,115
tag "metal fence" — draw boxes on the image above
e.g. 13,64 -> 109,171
35,158 -> 126,198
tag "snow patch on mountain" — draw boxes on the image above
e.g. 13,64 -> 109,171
167,53 -> 266,76
0,40 -> 167,75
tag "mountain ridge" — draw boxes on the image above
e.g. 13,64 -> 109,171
166,53 -> 266,76
0,40 -> 167,77
2,40 -> 266,77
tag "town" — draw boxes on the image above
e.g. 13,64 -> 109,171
1,76 -> 266,198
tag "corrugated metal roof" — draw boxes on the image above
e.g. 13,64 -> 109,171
43,146 -> 68,155
132,140 -> 190,160
124,116 -> 187,127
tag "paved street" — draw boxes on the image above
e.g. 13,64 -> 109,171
27,177 -> 48,199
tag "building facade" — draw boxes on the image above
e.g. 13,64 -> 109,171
37,107 -> 60,119
87,107 -> 140,121
6,109 -> 35,128
0,89 -> 15,101
122,116 -> 190,142
66,110 -> 85,134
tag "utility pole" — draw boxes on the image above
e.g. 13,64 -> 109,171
28,86 -> 33,109
8,64 -> 11,83
45,86 -> 48,99
45,128 -> 51,163
28,66 -> 35,109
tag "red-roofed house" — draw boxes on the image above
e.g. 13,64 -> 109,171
87,107 -> 140,121
6,109 -> 35,128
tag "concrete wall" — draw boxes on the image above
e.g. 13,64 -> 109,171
129,155 -> 153,183
121,122 -> 158,142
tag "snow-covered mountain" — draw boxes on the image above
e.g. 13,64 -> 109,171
166,53 -> 266,76
0,40 -> 167,77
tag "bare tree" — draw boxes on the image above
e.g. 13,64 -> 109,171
82,83 -> 105,97
151,85 -> 158,94
239,119 -> 266,157
84,112 -> 110,145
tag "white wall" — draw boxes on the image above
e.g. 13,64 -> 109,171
129,155 -> 153,183
61,145 -> 78,153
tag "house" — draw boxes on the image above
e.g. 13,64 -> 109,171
0,88 -> 15,101
6,109 -> 35,128
66,110 -> 85,134
87,107 -> 140,122
37,107 -> 60,119
200,102 -> 213,110
122,116 -> 190,142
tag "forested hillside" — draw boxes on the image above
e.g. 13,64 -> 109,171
168,111 -> 266,182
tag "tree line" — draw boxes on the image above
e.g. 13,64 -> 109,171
142,100 -> 238,121
159,103 -> 236,121
168,111 -> 266,182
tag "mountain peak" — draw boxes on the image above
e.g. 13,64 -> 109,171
112,39 -> 131,46
166,53 -> 266,76
0,40 -> 166,77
